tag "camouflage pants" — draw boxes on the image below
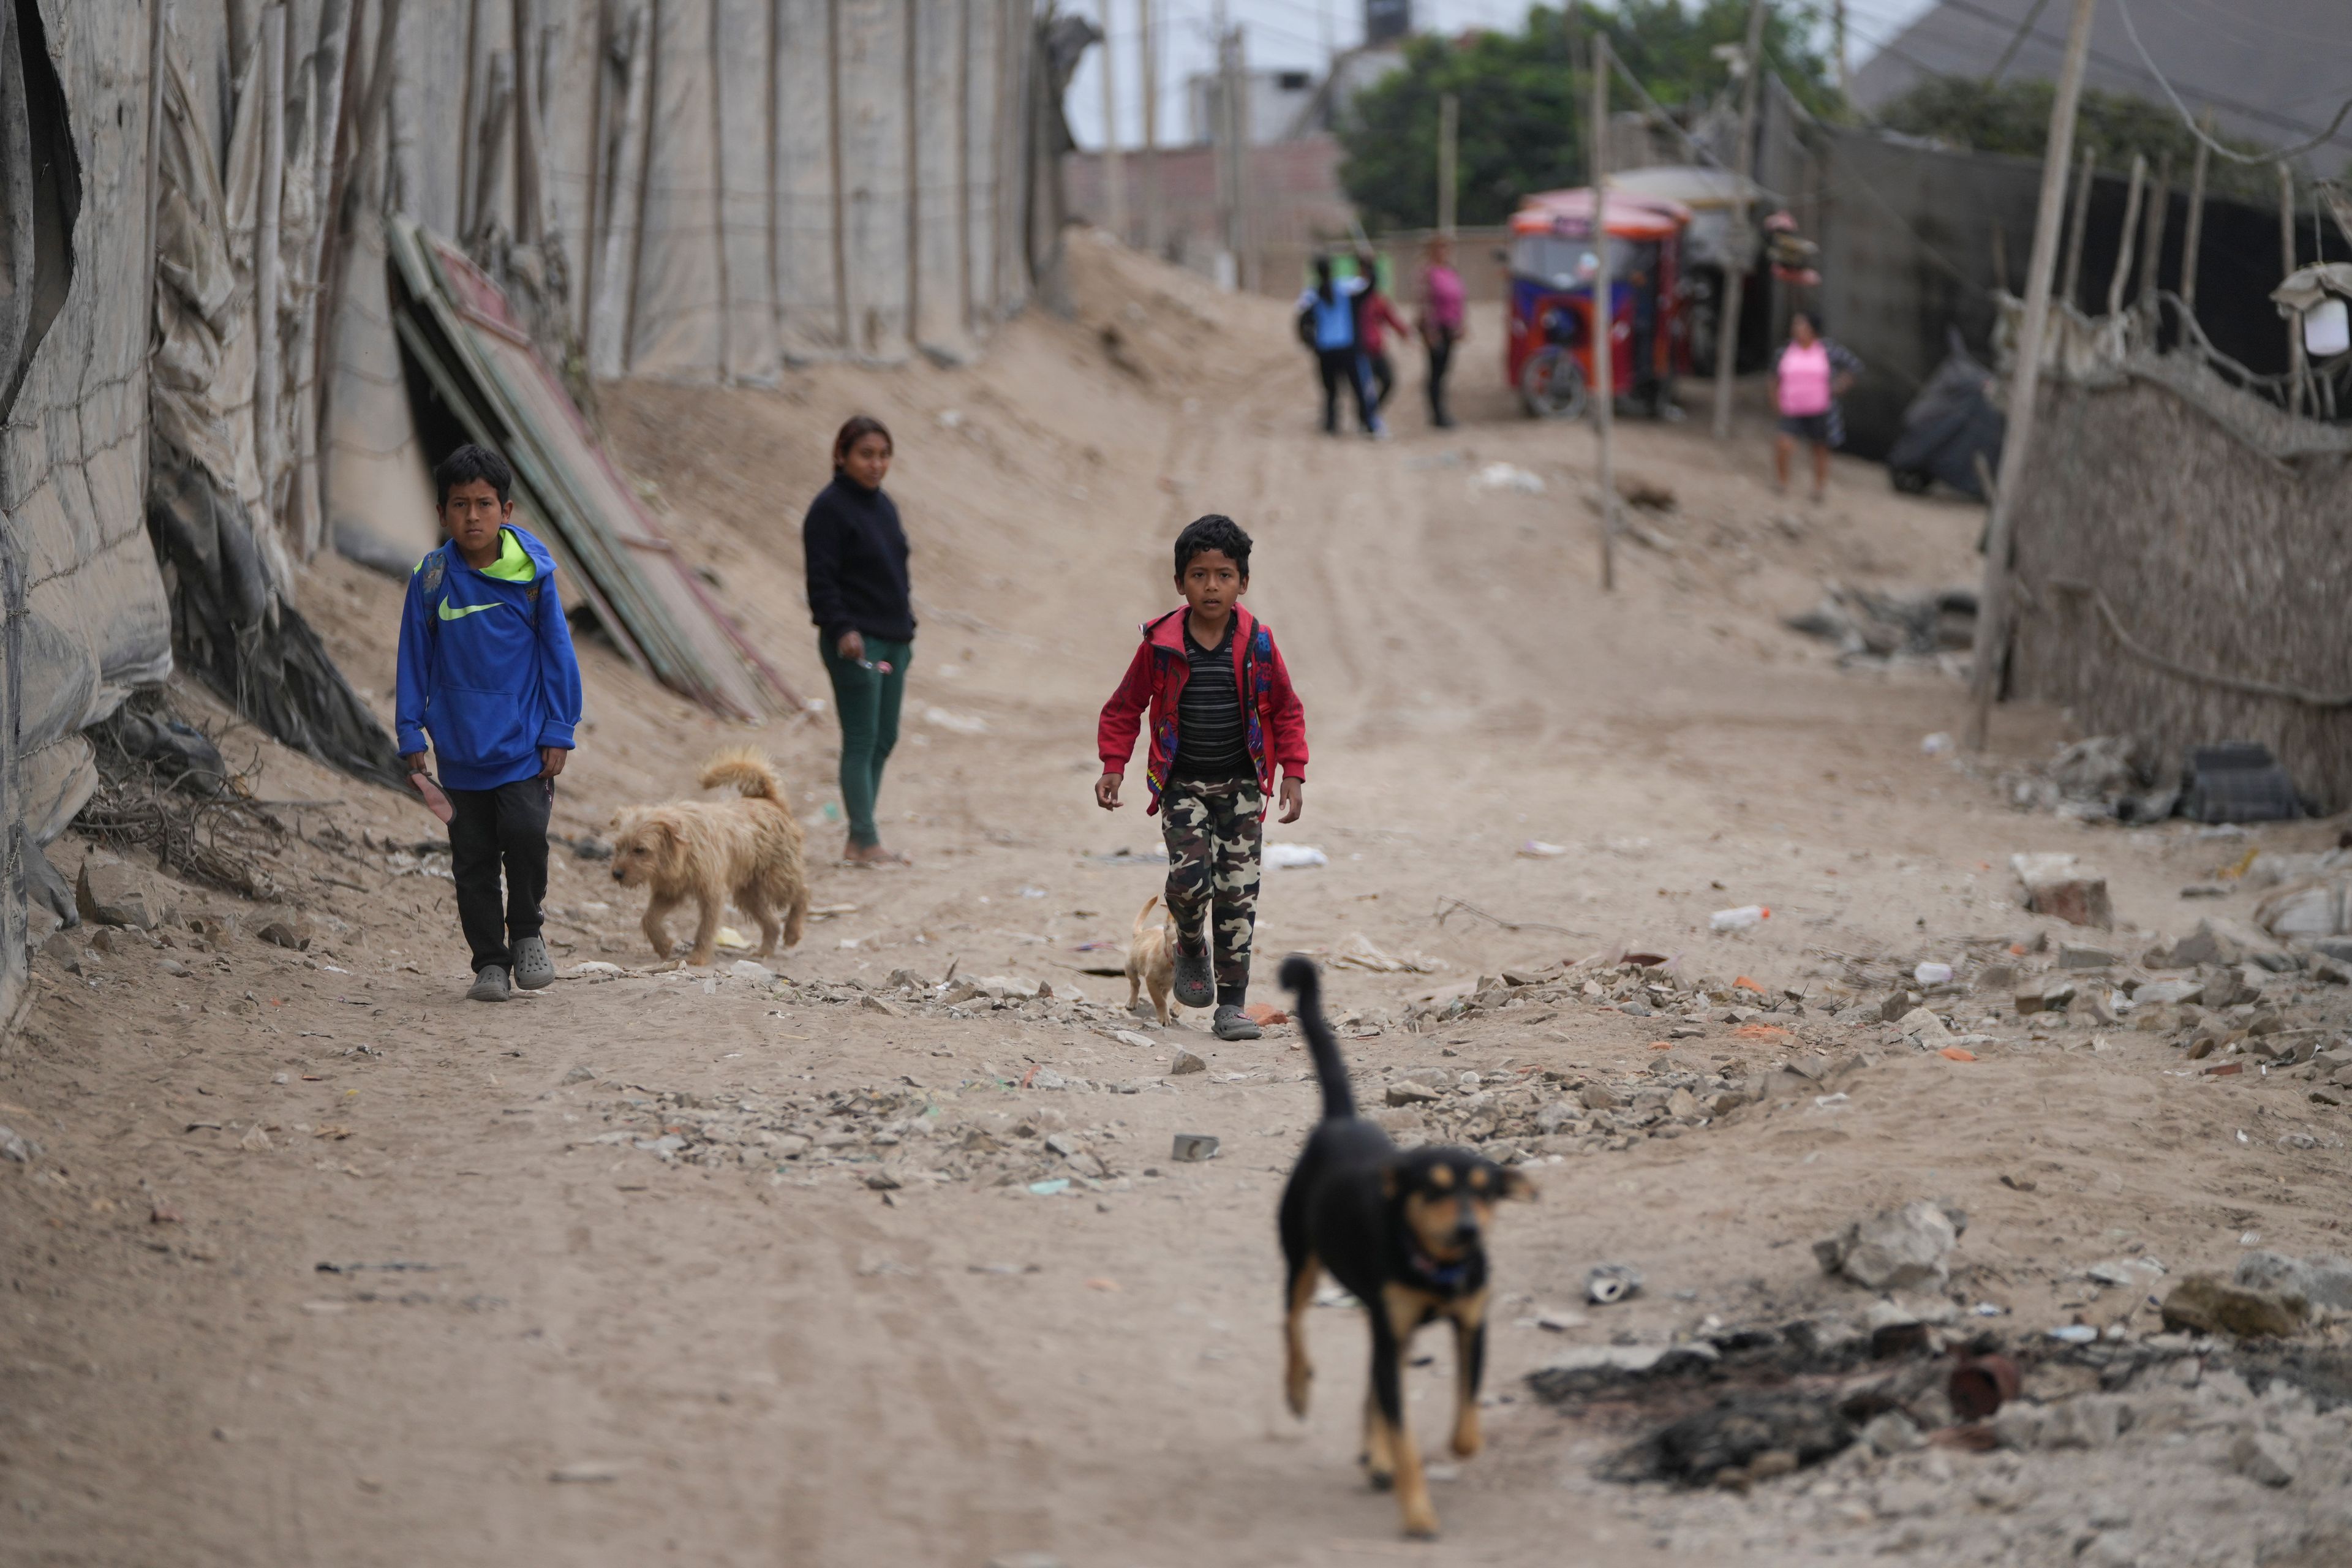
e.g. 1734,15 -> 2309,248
1161,780 -> 1263,996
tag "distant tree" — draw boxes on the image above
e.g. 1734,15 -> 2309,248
1875,76 -> 2277,202
1337,2 -> 1843,233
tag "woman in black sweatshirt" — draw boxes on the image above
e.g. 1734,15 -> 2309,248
804,415 -> 915,865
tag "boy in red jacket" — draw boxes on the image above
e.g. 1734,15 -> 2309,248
1096,515 -> 1308,1041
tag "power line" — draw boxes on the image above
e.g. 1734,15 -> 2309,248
2109,0 -> 2352,164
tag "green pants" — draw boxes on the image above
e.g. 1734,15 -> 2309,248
821,635 -> 911,848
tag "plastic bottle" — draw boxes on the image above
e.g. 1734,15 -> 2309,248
1709,905 -> 1770,932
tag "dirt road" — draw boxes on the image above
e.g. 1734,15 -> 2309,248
6,238 -> 2348,1567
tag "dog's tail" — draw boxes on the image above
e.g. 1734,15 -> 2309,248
699,747 -> 784,803
1133,893 -> 1162,940
1280,954 -> 1355,1122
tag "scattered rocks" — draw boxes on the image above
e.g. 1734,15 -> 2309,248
2011,853 -> 2113,929
0,1125 -> 31,1163
2159,1273 -> 2306,1338
75,858 -> 177,931
1893,1006 -> 1953,1046
257,919 -> 311,951
858,993 -> 900,1016
1815,1200 -> 1963,1291
1385,1079 -> 1442,1105
1169,1133 -> 1218,1162
2057,944 -> 2119,970
2236,1250 -> 2352,1313
1170,1049 -> 1207,1076
2230,1430 -> 2297,1487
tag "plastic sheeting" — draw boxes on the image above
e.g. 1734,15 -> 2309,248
0,0 -> 176,1020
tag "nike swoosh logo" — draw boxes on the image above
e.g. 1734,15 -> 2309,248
437,600 -> 503,622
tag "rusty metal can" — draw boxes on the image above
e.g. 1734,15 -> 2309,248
1948,1354 -> 2022,1420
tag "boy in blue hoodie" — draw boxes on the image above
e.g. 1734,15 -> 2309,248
396,445 -> 584,1003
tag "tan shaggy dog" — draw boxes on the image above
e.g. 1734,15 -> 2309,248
1125,893 -> 1181,1025
608,748 -> 809,967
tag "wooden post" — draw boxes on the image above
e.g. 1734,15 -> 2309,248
293,0 -> 355,559
1592,34 -> 1615,593
255,5 -> 287,535
1437,91 -> 1458,238
1833,0 -> 1847,96
2104,154 -> 2144,318
513,0 -> 541,244
1709,0 -> 1767,442
2057,146 -> 2093,307
589,6 -> 650,378
1099,0 -> 1123,241
1967,0 -> 2098,753
2180,112 -> 2211,322
1139,0 -> 1158,257
2136,151 -> 2169,326
2280,160 -> 2305,417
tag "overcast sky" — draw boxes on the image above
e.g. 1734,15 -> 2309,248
1063,0 -> 1943,149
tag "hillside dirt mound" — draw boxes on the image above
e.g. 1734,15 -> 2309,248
6,231 -> 2350,1566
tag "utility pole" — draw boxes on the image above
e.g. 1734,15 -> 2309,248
1139,0 -> 1159,257
255,4 -> 287,534
1233,24 -> 1253,290
1099,0 -> 1124,242
2136,151 -> 2169,325
1967,0 -> 2099,752
2180,112 -> 2211,323
1833,0 -> 1849,97
1709,0 -> 1768,442
1212,0 -> 1233,287
1592,34 -> 1616,593
1437,92 -> 1458,238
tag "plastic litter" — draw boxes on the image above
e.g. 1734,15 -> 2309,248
1474,461 -> 1546,494
1027,1178 -> 1071,1196
1913,961 -> 1953,985
1709,905 -> 1769,932
2046,1324 -> 2099,1344
1920,733 -> 1954,755
1263,843 -> 1329,870
1170,1133 -> 1220,1162
1586,1262 -> 1643,1305
1518,840 -> 1569,858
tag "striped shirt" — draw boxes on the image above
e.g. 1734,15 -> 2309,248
1172,616 -> 1252,781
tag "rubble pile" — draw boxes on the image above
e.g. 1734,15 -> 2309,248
575,1078 -> 1154,1191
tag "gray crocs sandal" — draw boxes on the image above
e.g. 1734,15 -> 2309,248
511,935 -> 556,990
1212,1004 -> 1263,1041
1174,946 -> 1215,1009
467,964 -> 512,1003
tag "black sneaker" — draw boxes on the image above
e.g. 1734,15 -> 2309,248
467,964 -> 511,1003
1173,946 -> 1214,1009
1212,1005 -> 1263,1041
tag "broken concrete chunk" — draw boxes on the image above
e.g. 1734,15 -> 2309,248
2057,944 -> 2118,969
1385,1080 -> 1443,1106
1169,1049 -> 1207,1076
2011,853 -> 2113,929
2158,1273 -> 2306,1338
1815,1199 -> 1959,1291
2231,1430 -> 2297,1488
257,919 -> 312,951
76,858 -> 178,931
1893,1006 -> 1953,1046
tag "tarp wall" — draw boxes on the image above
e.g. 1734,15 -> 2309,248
1,0 -> 176,1022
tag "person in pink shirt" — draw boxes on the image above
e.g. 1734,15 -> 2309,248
1417,236 -> 1467,428
1773,311 -> 1861,502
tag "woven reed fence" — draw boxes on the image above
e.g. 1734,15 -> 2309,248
2005,353 -> 2352,810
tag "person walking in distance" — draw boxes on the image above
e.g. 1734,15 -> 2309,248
395,444 -> 583,1003
1772,311 -> 1862,502
804,415 -> 915,866
1417,235 -> 1466,428
1295,255 -> 1383,438
1096,515 -> 1308,1042
1355,257 -> 1413,419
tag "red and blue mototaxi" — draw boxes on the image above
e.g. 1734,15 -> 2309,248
1505,187 -> 1692,417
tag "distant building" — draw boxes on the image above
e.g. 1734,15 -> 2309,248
1365,0 -> 1412,47
1187,66 -> 1322,147
1849,0 -> 2352,173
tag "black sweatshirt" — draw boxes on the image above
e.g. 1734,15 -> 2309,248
802,474 -> 916,647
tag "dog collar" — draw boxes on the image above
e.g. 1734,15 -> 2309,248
1408,1246 -> 1471,1291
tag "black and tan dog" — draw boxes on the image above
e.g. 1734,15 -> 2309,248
1275,954 -> 1535,1539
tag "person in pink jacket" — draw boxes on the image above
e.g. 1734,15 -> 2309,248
1773,311 -> 1861,502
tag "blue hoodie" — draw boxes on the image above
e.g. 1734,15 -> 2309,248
394,524 -> 584,790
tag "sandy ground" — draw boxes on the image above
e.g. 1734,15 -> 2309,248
6,234 -> 2349,1567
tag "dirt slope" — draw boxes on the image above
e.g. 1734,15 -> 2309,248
4,233 -> 2348,1567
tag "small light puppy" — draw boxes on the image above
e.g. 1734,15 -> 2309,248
1126,893 -> 1183,1024
609,748 -> 809,967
